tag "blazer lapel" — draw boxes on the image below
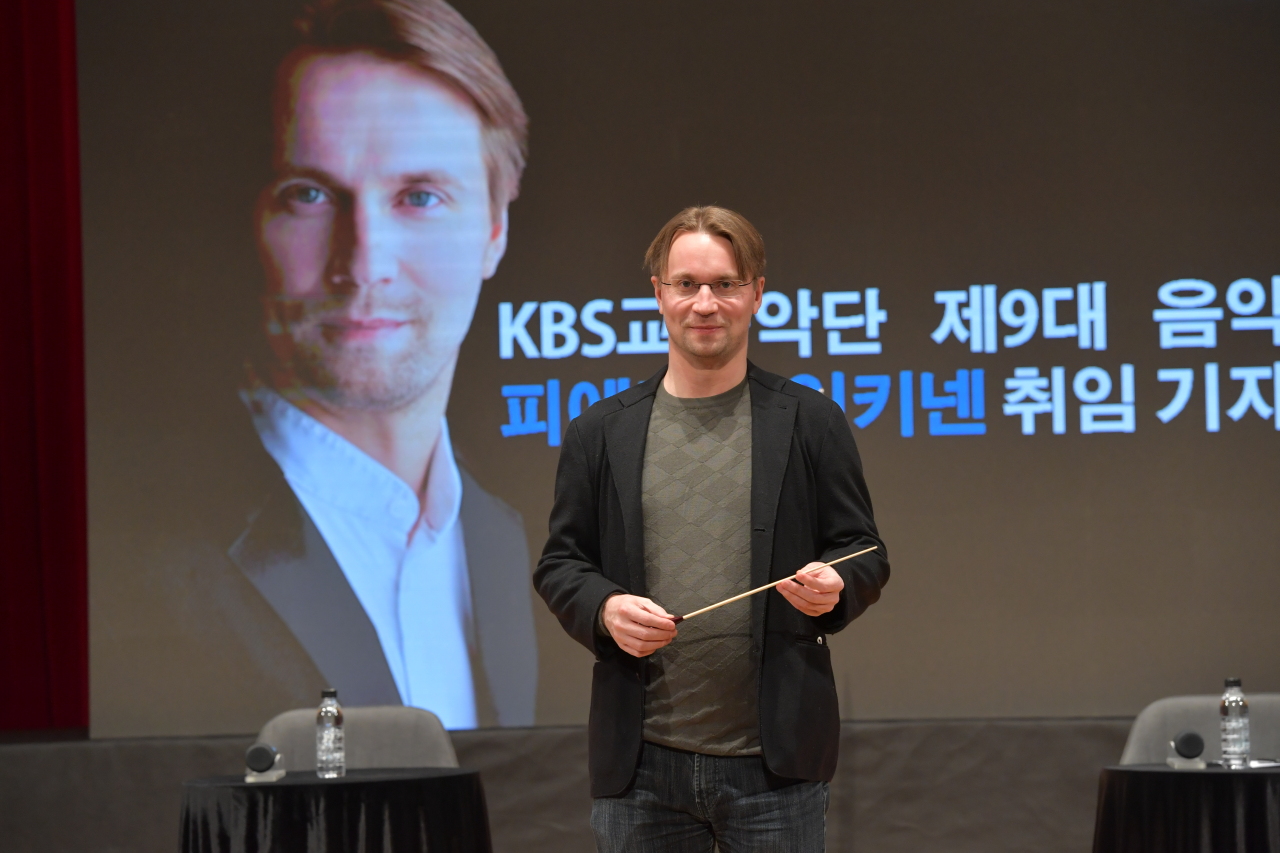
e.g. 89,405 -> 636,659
459,469 -> 537,727
747,362 -> 799,640
603,367 -> 665,596
227,477 -> 402,707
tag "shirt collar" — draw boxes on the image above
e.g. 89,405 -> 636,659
241,386 -> 462,538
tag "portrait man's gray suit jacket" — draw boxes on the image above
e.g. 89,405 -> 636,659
93,414 -> 537,737
228,465 -> 538,727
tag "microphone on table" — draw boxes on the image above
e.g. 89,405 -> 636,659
1173,731 -> 1204,759
1166,730 -> 1206,770
245,742 -> 286,783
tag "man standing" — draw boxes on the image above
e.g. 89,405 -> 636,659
535,206 -> 890,850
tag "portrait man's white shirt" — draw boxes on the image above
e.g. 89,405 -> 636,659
243,386 -> 477,729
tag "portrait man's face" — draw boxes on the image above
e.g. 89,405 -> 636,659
257,49 -> 508,412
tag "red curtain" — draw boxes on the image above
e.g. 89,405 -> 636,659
0,0 -> 88,730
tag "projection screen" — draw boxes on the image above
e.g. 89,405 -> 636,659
81,0 -> 1280,737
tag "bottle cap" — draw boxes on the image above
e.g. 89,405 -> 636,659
322,687 -> 338,698
1225,677 -> 1242,688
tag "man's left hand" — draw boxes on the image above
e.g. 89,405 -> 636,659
778,562 -> 844,617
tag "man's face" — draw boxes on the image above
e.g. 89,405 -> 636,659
652,231 -> 763,365
257,50 -> 506,412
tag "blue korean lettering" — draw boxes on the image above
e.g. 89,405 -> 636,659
567,381 -> 600,421
931,286 -> 996,353
1042,288 -> 1077,340
1206,363 -> 1220,433
1227,277 -> 1280,346
1077,282 -> 1107,350
1155,368 -> 1195,423
822,289 -> 886,355
920,369 -> 986,435
899,370 -> 914,437
934,284 -> 1105,352
1073,365 -> 1135,434
500,384 -> 547,437
566,377 -> 634,420
500,380 -> 561,446
616,297 -> 668,354
852,375 -> 891,429
758,289 -> 819,357
1225,365 -> 1279,428
1002,367 -> 1066,435
1153,280 -> 1222,349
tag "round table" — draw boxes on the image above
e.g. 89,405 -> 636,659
180,767 -> 491,853
1092,764 -> 1280,853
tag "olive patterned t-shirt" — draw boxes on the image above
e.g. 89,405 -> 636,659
640,378 -> 759,756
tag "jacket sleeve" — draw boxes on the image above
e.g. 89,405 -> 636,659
533,418 -> 627,657
813,403 -> 890,635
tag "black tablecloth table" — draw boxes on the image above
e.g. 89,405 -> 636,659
181,767 -> 491,853
1093,764 -> 1280,853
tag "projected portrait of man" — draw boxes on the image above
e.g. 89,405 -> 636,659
226,0 -> 536,729
152,0 -> 536,731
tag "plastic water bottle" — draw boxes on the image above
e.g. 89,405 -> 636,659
316,688 -> 345,778
1220,677 -> 1249,769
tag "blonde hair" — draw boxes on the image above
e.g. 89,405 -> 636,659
293,0 -> 528,214
644,206 -> 766,281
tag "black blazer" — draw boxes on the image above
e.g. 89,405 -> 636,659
535,362 -> 889,797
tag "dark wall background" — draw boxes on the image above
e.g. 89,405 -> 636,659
81,0 -> 1280,736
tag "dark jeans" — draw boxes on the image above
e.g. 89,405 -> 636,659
591,741 -> 828,853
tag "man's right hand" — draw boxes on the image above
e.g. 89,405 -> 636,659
602,594 -> 678,657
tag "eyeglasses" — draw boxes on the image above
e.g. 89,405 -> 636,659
658,279 -> 758,300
